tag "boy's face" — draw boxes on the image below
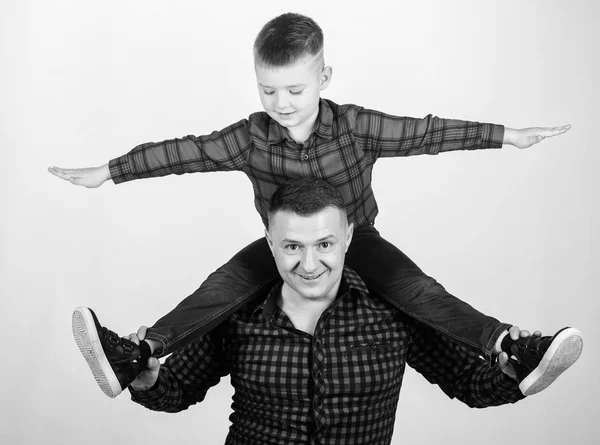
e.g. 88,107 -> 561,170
265,206 -> 353,303
255,53 -> 331,135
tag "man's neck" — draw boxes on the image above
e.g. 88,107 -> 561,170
277,284 -> 338,336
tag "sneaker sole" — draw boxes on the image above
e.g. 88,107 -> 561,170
72,307 -> 122,398
519,327 -> 583,396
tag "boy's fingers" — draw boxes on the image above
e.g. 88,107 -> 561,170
541,125 -> 571,137
49,169 -> 71,180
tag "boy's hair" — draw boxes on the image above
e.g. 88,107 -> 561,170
267,178 -> 346,228
254,13 -> 324,68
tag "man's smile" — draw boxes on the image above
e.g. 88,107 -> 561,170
296,270 -> 326,281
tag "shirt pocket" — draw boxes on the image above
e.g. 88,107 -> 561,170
342,340 -> 405,394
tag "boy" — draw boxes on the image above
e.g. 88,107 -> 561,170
51,13 -> 582,399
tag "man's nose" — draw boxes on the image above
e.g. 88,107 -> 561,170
301,249 -> 318,273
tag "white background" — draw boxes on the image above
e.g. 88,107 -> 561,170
2,0 -> 598,443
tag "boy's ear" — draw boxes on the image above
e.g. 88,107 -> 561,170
320,66 -> 333,90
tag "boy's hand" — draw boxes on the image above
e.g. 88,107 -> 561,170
498,326 -> 542,381
128,326 -> 161,391
48,164 -> 111,188
504,125 -> 571,149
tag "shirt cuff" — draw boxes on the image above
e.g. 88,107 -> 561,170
491,368 -> 526,402
129,377 -> 166,405
481,124 -> 505,149
108,155 -> 135,184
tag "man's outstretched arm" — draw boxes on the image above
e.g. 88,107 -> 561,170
127,325 -> 229,413
406,321 -> 528,408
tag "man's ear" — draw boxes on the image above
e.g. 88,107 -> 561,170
345,222 -> 354,252
320,66 -> 333,91
264,228 -> 275,256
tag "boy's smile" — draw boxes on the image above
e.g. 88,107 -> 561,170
255,53 -> 332,144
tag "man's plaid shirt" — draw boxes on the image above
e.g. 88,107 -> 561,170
108,99 -> 504,227
130,267 -> 523,445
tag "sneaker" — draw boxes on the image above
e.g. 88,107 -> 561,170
509,327 -> 583,396
72,306 -> 144,398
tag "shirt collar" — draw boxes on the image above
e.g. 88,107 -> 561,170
266,98 -> 334,145
253,265 -> 369,321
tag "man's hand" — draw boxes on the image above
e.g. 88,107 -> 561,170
498,326 -> 542,381
48,164 -> 111,188
128,325 -> 161,391
504,125 -> 571,149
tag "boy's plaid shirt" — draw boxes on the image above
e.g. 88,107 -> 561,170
130,266 -> 523,445
109,99 -> 504,227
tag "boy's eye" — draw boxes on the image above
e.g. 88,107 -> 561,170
289,90 -> 303,95
263,90 -> 275,96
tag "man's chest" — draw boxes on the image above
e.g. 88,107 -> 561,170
223,308 -> 409,402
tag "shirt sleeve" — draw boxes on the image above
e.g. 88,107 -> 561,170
108,118 -> 253,184
406,320 -> 524,408
129,328 -> 229,413
353,108 -> 504,158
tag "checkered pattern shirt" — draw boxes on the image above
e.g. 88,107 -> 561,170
130,267 -> 523,444
109,99 -> 504,227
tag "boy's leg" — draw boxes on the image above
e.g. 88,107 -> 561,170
345,225 -> 509,361
73,237 -> 279,397
145,237 -> 279,356
345,225 -> 582,395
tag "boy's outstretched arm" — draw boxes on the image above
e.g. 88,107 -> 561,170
48,164 -> 111,188
503,124 -> 571,149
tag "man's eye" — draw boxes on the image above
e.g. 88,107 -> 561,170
320,242 -> 332,249
285,244 -> 299,251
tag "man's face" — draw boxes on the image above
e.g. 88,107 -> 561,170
266,206 -> 353,302
255,54 -> 331,135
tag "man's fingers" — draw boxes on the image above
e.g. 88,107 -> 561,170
508,326 -> 521,340
498,352 -> 510,372
147,357 -> 160,370
128,333 -> 140,345
137,325 -> 148,340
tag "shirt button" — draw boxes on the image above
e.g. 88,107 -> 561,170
302,154 -> 309,160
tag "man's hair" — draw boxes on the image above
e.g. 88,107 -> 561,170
267,178 -> 346,228
254,13 -> 324,68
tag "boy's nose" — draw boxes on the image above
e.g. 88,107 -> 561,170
275,92 -> 289,109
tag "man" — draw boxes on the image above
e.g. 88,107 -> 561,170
103,178 -> 578,444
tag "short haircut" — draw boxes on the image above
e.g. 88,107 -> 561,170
267,178 -> 346,228
253,13 -> 324,68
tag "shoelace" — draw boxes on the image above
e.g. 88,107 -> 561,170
100,327 -> 136,354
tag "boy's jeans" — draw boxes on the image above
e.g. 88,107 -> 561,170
146,225 -> 510,362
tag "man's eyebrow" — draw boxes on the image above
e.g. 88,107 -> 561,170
279,235 -> 338,245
